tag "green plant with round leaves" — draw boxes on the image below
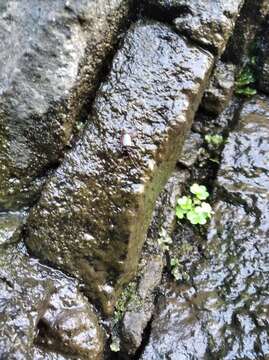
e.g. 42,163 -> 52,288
176,184 -> 213,226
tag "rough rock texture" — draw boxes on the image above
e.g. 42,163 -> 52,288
119,169 -> 189,355
144,0 -> 244,55
0,0 -> 132,211
178,132 -> 203,168
0,243 -> 104,360
142,96 -> 269,359
202,61 -> 235,115
26,21 -> 214,314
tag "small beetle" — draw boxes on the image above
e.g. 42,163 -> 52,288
120,129 -> 141,169
120,129 -> 134,153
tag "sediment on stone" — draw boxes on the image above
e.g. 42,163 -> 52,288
25,20 -> 214,315
0,0 -> 133,211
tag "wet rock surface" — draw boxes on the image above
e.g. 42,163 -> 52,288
25,20 -> 214,314
141,96 -> 269,359
0,243 -> 104,360
144,0 -> 244,55
0,0 -> 131,211
202,61 -> 235,115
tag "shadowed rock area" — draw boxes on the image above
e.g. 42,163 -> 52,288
258,17 -> 269,94
0,0 -> 132,211
144,0 -> 244,55
141,96 -> 269,359
25,20 -> 214,314
0,243 -> 104,360
201,61 -> 235,115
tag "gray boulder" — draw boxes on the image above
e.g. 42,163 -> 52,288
0,0 -> 132,211
25,21 -> 214,314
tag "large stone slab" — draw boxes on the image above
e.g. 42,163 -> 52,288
0,243 -> 104,360
0,0 -> 131,211
144,0 -> 244,55
142,96 -> 269,359
26,21 -> 214,314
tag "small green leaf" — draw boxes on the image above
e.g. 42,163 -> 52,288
186,210 -> 200,225
177,196 -> 193,210
190,183 -> 209,201
205,134 -> 224,147
235,64 -> 257,98
200,202 -> 213,215
235,87 -> 257,97
170,258 -> 178,267
209,158 -> 220,164
236,67 -> 256,86
175,185 -> 212,226
176,206 -> 185,219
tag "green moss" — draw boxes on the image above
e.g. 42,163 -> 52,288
235,61 -> 257,98
113,282 -> 140,322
